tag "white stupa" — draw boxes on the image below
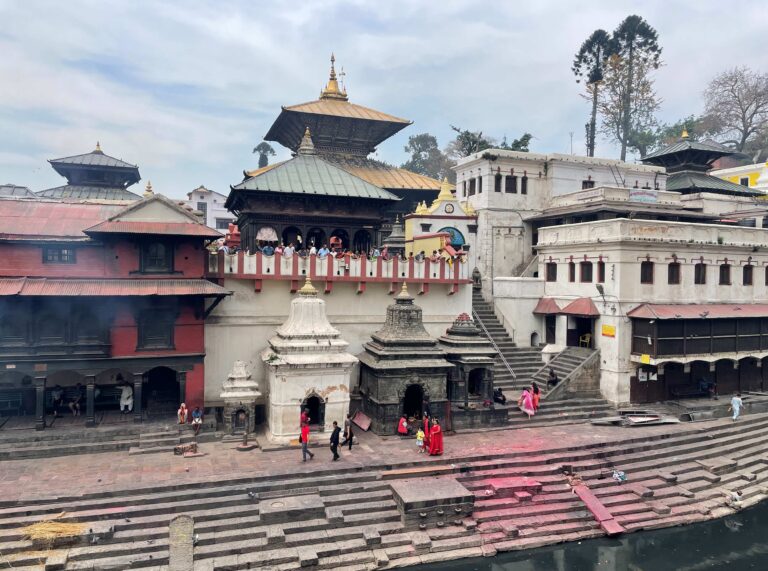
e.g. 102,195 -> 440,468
261,276 -> 357,442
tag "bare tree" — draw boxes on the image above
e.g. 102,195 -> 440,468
704,67 -> 768,152
573,29 -> 612,157
598,55 -> 661,158
610,15 -> 662,160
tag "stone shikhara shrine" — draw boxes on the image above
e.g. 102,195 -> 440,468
262,277 -> 357,441
219,360 -> 262,435
358,283 -> 453,434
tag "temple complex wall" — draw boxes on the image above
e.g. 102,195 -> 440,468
203,280 -> 471,405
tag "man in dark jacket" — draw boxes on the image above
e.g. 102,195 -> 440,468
330,421 -> 341,461
340,413 -> 354,451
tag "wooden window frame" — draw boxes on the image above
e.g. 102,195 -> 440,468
545,262 -> 557,282
640,261 -> 654,285
667,262 -> 681,285
719,263 -> 731,286
43,247 -> 76,264
568,261 -> 576,283
743,264 -> 754,286
580,261 -> 593,283
597,260 -> 605,283
694,263 -> 707,285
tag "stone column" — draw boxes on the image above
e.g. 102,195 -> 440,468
85,375 -> 96,428
555,315 -> 569,347
177,371 -> 187,405
133,373 -> 144,423
34,376 -> 46,431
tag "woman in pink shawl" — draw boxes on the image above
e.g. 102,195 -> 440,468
518,388 -> 535,419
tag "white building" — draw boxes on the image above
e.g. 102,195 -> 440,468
186,186 -> 235,231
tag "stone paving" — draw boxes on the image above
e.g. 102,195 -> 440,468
2,414 -> 768,570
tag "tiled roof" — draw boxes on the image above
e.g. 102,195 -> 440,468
628,303 -> 768,320
666,171 -> 762,196
560,297 -> 600,317
233,154 -> 399,201
85,220 -> 221,238
282,99 -> 410,124
49,150 -> 138,169
0,184 -> 36,198
0,200 -> 125,240
533,297 -> 561,315
36,185 -> 141,201
642,139 -> 732,162
0,278 -> 230,297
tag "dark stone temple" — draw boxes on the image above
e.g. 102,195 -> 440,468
641,131 -> 759,197
230,55 -> 447,251
357,284 -> 452,434
36,142 -> 142,201
438,314 -> 507,428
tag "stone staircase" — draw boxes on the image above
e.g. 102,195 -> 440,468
3,414 -> 768,569
472,290 -> 543,393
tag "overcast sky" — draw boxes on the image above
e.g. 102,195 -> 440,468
1,0 -> 766,199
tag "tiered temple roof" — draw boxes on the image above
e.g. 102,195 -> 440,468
37,143 -> 141,201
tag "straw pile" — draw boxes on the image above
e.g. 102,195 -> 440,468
21,513 -> 86,548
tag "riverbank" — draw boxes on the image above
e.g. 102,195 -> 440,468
1,412 -> 767,569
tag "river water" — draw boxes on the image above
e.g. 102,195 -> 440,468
410,501 -> 767,571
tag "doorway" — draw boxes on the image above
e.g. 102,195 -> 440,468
144,366 -> 179,414
301,394 -> 325,428
468,369 -> 484,397
403,384 -> 424,418
545,315 -> 556,344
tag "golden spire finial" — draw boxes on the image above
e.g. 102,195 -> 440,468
298,275 -> 318,296
395,281 -> 411,300
681,128 -> 690,140
320,53 -> 348,101
297,126 -> 316,155
94,141 -> 102,153
143,180 -> 154,198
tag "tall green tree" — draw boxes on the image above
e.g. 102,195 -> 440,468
610,15 -> 662,160
444,125 -> 495,159
573,29 -> 612,157
253,142 -> 276,168
499,133 -> 533,152
400,133 -> 454,180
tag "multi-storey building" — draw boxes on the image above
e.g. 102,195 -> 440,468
186,186 -> 235,232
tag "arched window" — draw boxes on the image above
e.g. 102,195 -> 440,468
743,264 -> 754,286
437,227 -> 465,248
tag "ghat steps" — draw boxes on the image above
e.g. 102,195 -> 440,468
3,414 -> 768,569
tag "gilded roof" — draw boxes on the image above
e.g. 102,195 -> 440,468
283,98 -> 410,124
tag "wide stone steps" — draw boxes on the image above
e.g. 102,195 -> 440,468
6,415 -> 768,569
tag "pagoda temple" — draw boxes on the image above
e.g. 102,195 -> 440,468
229,55 -> 446,252
641,132 -> 759,197
37,143 -> 141,201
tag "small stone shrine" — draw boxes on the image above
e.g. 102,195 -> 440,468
261,277 -> 357,442
220,360 -> 262,434
438,313 -> 508,428
358,283 -> 453,434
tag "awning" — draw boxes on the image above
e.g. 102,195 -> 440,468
628,303 -> 768,320
0,278 -> 230,297
256,226 -> 279,242
560,297 -> 600,317
533,297 -> 561,315
84,220 -> 222,239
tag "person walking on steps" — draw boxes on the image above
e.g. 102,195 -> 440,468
729,393 -> 744,421
330,421 -> 341,461
301,422 -> 315,462
340,413 -> 353,451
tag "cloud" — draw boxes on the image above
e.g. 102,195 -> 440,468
0,0 -> 766,198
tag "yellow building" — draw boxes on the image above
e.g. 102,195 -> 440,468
404,178 -> 477,260
711,161 -> 768,193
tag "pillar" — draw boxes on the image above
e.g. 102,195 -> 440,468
34,375 -> 46,431
133,373 -> 144,423
177,371 -> 187,405
555,314 -> 568,346
85,375 -> 96,428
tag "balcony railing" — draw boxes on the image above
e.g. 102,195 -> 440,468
206,252 -> 470,294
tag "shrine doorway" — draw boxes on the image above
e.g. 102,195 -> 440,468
402,384 -> 424,418
302,394 -> 325,428
468,369 -> 484,397
144,366 -> 179,414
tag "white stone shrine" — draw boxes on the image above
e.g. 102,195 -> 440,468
261,277 -> 357,442
220,360 -> 262,434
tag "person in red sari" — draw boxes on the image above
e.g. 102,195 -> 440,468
428,419 -> 443,456
397,415 -> 409,436
422,415 -> 431,449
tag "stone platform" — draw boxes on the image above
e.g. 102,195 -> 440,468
391,477 -> 474,529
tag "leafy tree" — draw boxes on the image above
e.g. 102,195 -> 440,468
610,15 -> 662,160
573,29 -> 612,156
499,133 -> 533,152
400,133 -> 454,180
444,125 -> 496,159
599,54 -> 661,158
253,142 -> 276,168
703,66 -> 768,153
